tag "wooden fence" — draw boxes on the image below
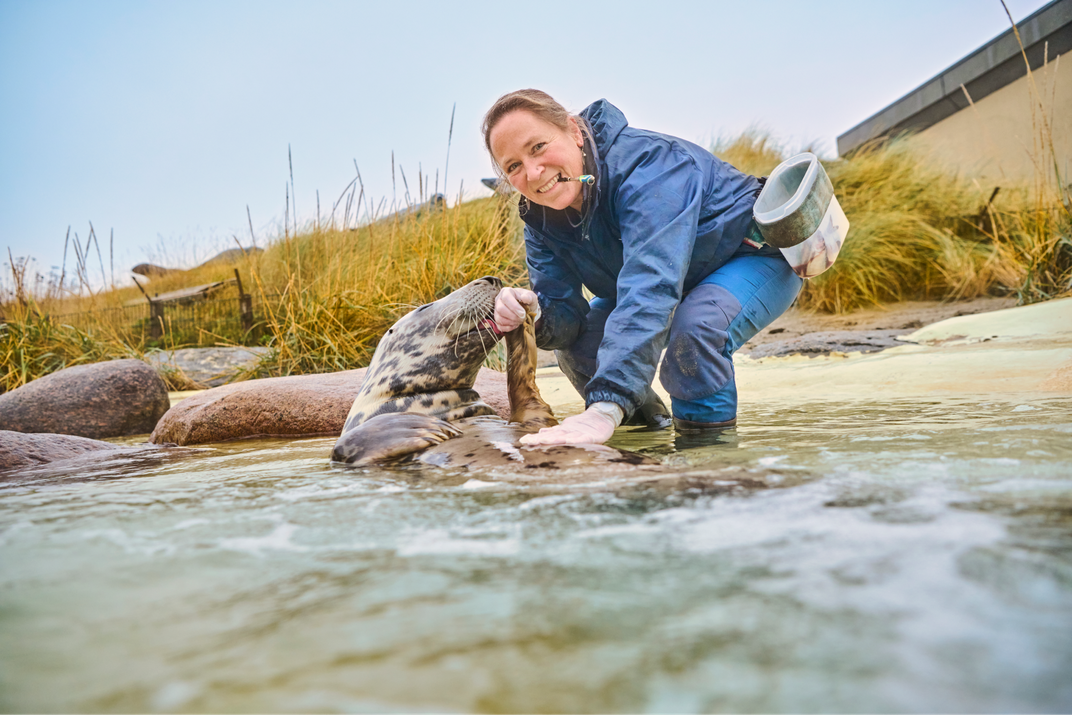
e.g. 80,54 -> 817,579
50,273 -> 275,348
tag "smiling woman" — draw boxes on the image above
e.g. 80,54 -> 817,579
484,100 -> 587,212
481,89 -> 804,447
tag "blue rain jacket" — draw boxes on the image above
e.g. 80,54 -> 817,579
523,99 -> 761,417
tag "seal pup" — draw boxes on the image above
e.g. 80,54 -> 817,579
330,276 -> 656,470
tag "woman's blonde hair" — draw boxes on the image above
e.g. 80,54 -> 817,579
481,89 -> 573,162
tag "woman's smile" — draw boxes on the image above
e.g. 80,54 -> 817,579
536,173 -> 562,194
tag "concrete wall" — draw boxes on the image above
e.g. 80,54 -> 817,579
909,53 -> 1071,188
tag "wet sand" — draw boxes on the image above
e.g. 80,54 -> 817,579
749,296 -> 1018,347
535,296 -> 1072,412
741,295 -> 1018,358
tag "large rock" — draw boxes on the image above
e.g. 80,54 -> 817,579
0,359 -> 170,439
150,367 -> 510,446
131,247 -> 263,279
0,430 -> 123,472
131,262 -> 178,278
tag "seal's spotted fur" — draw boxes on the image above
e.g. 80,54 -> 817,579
341,276 -> 505,433
331,276 -> 655,471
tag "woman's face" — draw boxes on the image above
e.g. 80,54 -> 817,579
489,110 -> 585,212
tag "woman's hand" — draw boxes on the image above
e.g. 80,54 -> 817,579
494,287 -> 538,332
519,402 -> 623,446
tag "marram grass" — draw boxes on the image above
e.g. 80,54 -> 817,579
714,133 -> 1071,313
240,194 -> 524,379
2,127 -> 1069,390
0,300 -> 201,393
0,304 -> 123,393
1,195 -> 523,390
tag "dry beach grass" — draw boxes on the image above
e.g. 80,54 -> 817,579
3,44 -> 1070,392
1,195 -> 524,392
713,33 -> 1070,313
4,135 -> 1069,393
714,132 -> 1071,314
242,194 -> 524,379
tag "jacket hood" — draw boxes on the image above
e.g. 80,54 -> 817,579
579,99 -> 628,151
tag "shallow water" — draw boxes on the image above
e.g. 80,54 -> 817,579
1,395 -> 1071,713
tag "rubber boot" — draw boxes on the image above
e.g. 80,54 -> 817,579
672,416 -> 737,432
622,386 -> 672,431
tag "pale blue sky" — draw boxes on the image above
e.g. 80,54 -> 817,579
0,0 -> 1051,287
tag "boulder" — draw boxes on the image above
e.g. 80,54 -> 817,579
0,430 -> 123,472
150,367 -> 510,446
131,247 -> 263,279
0,359 -> 171,439
473,369 -> 509,419
131,262 -> 178,278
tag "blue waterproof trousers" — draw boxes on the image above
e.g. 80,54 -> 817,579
556,244 -> 803,424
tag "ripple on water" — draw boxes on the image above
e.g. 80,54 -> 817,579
0,400 -> 1070,712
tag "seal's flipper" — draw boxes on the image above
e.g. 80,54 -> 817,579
505,309 -> 557,431
331,413 -> 462,465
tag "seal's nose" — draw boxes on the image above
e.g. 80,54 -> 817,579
478,276 -> 502,288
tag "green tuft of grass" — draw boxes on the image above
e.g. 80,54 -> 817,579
0,300 -> 134,393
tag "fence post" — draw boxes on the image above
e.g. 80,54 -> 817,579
135,279 -> 164,340
150,302 -> 165,340
234,268 -> 254,334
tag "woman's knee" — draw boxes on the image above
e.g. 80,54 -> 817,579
700,254 -> 801,352
660,283 -> 738,402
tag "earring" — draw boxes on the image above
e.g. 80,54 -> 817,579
518,195 -> 530,216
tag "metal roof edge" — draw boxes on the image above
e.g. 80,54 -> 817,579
836,0 -> 1072,156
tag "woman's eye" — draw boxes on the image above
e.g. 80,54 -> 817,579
532,142 -> 546,153
506,162 -> 521,173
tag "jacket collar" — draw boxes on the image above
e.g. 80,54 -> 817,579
574,116 -> 600,239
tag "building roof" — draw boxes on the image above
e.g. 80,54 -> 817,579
837,0 -> 1072,156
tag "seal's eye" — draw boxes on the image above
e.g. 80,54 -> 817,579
386,328 -> 394,334
416,304 -> 430,312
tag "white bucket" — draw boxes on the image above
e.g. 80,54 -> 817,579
753,153 -> 850,279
